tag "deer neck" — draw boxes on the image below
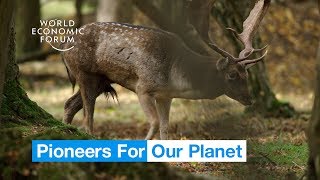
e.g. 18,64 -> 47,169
170,46 -> 225,99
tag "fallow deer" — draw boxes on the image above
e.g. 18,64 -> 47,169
62,0 -> 270,139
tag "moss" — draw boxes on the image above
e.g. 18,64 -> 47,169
1,80 -> 52,120
37,163 -> 88,180
267,99 -> 295,118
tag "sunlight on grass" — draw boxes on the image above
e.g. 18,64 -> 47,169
41,0 -> 95,19
41,1 -> 75,19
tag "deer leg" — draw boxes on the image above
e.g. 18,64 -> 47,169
137,93 -> 159,140
78,74 -> 105,134
155,98 -> 172,140
63,90 -> 83,124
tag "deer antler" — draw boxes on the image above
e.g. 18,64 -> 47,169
209,0 -> 270,66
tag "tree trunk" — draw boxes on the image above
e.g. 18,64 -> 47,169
308,43 -> 320,180
0,0 -> 14,116
1,1 -> 51,120
96,0 -> 133,23
307,1 -> 320,175
212,0 -> 294,117
15,0 -> 40,57
307,4 -> 320,178
75,0 -> 84,28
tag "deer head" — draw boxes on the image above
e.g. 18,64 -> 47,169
210,0 -> 270,105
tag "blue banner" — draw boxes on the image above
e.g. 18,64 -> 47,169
32,140 -> 246,162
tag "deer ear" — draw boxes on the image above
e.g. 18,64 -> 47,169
216,58 -> 229,71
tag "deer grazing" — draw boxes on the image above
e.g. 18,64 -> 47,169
62,0 -> 269,139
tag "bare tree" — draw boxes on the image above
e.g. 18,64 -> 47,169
0,0 -> 14,113
96,0 -> 133,23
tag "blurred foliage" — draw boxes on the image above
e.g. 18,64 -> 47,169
41,0 -> 96,19
260,2 -> 319,94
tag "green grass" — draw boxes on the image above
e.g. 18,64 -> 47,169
250,140 -> 308,166
41,0 -> 96,19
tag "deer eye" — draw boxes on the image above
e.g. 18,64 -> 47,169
227,71 -> 239,80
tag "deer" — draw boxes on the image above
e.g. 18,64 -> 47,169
61,0 -> 270,140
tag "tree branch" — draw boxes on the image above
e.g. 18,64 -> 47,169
188,0 -> 216,41
17,49 -> 59,64
132,0 -> 218,57
132,0 -> 173,30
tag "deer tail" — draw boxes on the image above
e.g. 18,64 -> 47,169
103,82 -> 119,104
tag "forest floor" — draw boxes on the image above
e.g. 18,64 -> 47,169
18,60 -> 310,179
